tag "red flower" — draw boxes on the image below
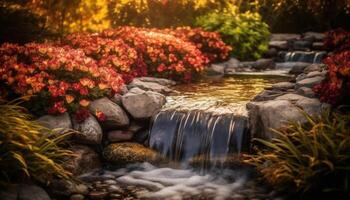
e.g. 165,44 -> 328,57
95,110 -> 106,122
74,109 -> 90,123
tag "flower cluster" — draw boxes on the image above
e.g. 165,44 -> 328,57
324,28 -> 350,52
62,33 -> 147,83
0,43 -> 124,116
314,51 -> 350,106
160,27 -> 232,63
101,26 -> 209,82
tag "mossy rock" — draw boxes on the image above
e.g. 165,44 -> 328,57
103,143 -> 165,166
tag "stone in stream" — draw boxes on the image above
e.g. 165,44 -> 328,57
37,112 -> 72,134
304,63 -> 325,73
89,97 -> 129,130
269,41 -> 288,50
252,90 -> 287,101
297,87 -> 315,98
296,76 -> 324,89
241,59 -> 275,70
66,145 -> 101,175
289,63 -> 311,75
293,40 -> 312,50
312,42 -> 325,50
270,33 -> 301,41
122,88 -> 166,119
72,113 -> 102,145
103,143 -> 164,165
303,32 -> 325,42
269,82 -> 295,91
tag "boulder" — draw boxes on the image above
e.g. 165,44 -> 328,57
253,90 -> 287,101
304,64 -> 325,73
289,63 -> 311,75
103,143 -> 164,165
269,41 -> 288,50
89,98 -> 129,129
276,62 -> 310,71
0,184 -> 51,200
122,89 -> 166,119
275,93 -> 308,102
295,97 -> 322,117
72,113 -> 102,144
296,76 -> 324,88
128,78 -> 172,94
136,77 -> 176,86
269,82 -> 295,91
111,93 -> 123,105
107,130 -> 134,142
306,71 -> 326,78
241,59 -> 275,70
297,87 -> 315,98
271,34 -> 301,41
303,32 -> 325,41
293,40 -> 312,50
37,113 -> 72,133
247,100 -> 305,139
66,145 -> 101,175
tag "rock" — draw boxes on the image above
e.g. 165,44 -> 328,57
104,180 -> 117,185
293,40 -> 312,50
88,191 -> 108,200
297,87 -> 315,98
253,90 -> 287,101
107,130 -> 134,142
122,89 -> 166,119
50,180 -> 89,197
70,194 -> 85,200
241,59 -> 275,70
108,185 -> 123,193
120,85 -> 129,95
103,143 -> 163,165
276,62 -> 310,71
295,97 -> 322,117
269,82 -> 295,91
127,121 -> 145,133
89,98 -> 129,129
0,184 -> 51,200
303,32 -> 325,41
128,79 -> 172,94
275,93 -> 308,102
73,114 -> 102,145
247,100 -> 306,139
269,41 -> 288,50
296,76 -> 324,88
312,42 -> 325,50
289,63 -> 311,75
208,63 -> 226,75
304,64 -> 325,73
67,145 -> 101,175
306,71 -> 325,78
271,34 -> 301,41
136,77 -> 176,86
37,113 -> 72,133
111,94 -> 123,105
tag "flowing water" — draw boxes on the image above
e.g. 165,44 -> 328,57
85,75 -> 289,200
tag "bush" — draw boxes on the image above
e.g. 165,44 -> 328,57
195,5 -> 270,61
324,28 -> 350,52
0,43 -> 124,117
0,99 -> 73,186
62,32 -> 147,83
244,110 -> 350,195
101,27 -> 209,82
313,51 -> 350,106
159,27 -> 232,63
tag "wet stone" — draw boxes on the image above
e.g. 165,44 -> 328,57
70,194 -> 85,200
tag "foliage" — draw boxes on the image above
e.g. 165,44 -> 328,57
244,110 -> 350,195
195,5 -> 270,61
159,27 -> 232,63
0,99 -> 73,186
101,27 -> 209,82
62,32 -> 147,83
0,43 -> 124,116
324,28 -> 350,52
108,0 -> 228,28
314,50 -> 350,106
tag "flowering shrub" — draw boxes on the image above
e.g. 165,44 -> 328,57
101,27 -> 209,82
62,33 -> 147,83
324,28 -> 350,52
314,51 -> 350,106
0,43 -> 124,117
159,27 -> 232,63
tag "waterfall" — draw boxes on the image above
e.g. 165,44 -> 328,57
283,51 -> 326,63
149,109 -> 249,166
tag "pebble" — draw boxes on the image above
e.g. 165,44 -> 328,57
88,191 -> 109,200
108,185 -> 123,193
104,179 -> 117,185
70,194 -> 85,200
110,193 -> 122,198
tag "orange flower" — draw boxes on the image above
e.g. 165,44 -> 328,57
79,99 -> 90,107
98,83 -> 108,90
65,95 -> 75,104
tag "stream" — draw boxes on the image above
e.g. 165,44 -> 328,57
82,75 -> 289,200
